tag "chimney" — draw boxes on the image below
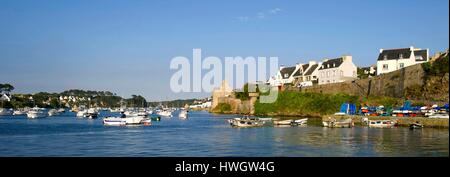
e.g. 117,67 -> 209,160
309,61 -> 317,65
379,49 -> 384,53
410,46 -> 414,51
342,55 -> 352,62
279,65 -> 285,71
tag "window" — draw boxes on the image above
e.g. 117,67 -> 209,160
383,55 -> 388,60
399,53 -> 403,59
284,73 -> 289,78
340,71 -> 344,76
399,63 -> 404,68
382,64 -> 388,70
327,71 -> 330,77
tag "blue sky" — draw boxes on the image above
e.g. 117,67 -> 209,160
0,0 -> 448,101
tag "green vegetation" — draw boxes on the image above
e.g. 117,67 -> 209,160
422,55 -> 449,77
212,103 -> 232,113
0,83 -> 14,93
254,91 -> 406,116
254,92 -> 359,116
0,84 -> 148,109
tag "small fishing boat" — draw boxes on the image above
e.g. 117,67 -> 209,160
258,117 -> 273,121
0,108 -> 13,116
158,110 -> 173,117
410,122 -> 424,129
47,109 -> 59,116
179,110 -> 188,119
368,120 -> 395,128
13,109 -> 26,116
323,118 -> 354,128
291,118 -> 308,126
76,110 -> 87,117
273,119 -> 293,125
228,116 -> 265,128
26,108 -> 47,119
85,108 -> 99,119
273,118 -> 308,126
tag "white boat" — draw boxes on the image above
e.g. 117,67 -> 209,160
273,118 -> 308,126
13,110 -> 26,116
179,110 -> 188,119
26,108 -> 47,119
85,108 -> 99,119
323,118 -> 354,128
228,116 -> 265,128
76,110 -> 87,117
368,120 -> 395,128
428,113 -> 449,119
103,116 -> 151,126
258,117 -> 273,121
57,108 -> 66,113
292,118 -> 308,125
158,110 -> 173,117
48,109 -> 59,116
273,119 -> 293,125
0,108 -> 13,116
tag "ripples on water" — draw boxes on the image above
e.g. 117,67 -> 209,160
0,111 -> 448,157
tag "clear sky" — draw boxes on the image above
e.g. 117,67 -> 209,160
0,0 -> 448,101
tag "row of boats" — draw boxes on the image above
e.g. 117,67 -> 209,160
325,117 -> 424,129
0,107 -> 66,118
227,116 -> 308,128
102,109 -> 189,126
1,107 -> 189,126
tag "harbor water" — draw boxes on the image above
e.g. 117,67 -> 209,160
0,111 -> 448,157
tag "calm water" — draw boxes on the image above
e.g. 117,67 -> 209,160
0,111 -> 448,157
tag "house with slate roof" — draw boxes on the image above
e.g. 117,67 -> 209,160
298,61 -> 322,87
376,46 -> 429,75
317,55 -> 357,85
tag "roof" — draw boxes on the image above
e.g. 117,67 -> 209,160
304,64 -> 319,76
302,64 -> 309,71
414,50 -> 428,61
292,68 -> 302,77
280,67 -> 296,79
318,58 -> 343,70
377,48 -> 411,61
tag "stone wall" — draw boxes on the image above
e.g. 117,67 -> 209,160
290,63 -> 448,103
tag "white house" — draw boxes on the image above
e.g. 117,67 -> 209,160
272,65 -> 298,86
298,61 -> 322,87
317,55 -> 357,85
376,46 -> 429,75
0,93 -> 11,102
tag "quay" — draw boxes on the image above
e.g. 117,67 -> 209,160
323,115 -> 449,128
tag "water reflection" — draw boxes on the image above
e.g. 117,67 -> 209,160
0,111 -> 448,157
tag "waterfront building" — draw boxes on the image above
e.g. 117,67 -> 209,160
376,46 -> 429,75
317,55 -> 357,85
0,93 -> 11,102
297,61 -> 322,87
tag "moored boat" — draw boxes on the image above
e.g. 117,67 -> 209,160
410,122 -> 424,129
0,108 -> 13,116
179,110 -> 188,119
228,116 -> 265,128
47,109 -> 59,116
26,108 -> 47,119
323,118 -> 354,128
368,120 -> 395,128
